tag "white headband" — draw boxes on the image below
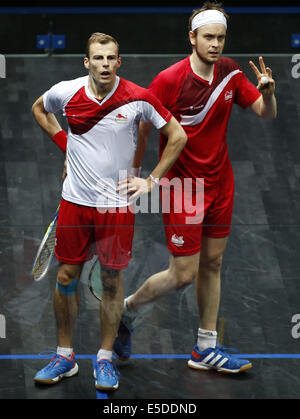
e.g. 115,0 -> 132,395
191,10 -> 227,31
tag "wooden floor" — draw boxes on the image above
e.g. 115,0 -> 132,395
0,55 -> 300,400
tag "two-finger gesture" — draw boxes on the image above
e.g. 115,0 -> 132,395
249,56 -> 275,95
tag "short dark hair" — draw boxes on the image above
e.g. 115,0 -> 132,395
188,1 -> 229,33
86,32 -> 120,58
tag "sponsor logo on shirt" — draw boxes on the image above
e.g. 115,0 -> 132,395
171,234 -> 184,247
181,105 -> 204,112
225,90 -> 233,101
189,105 -> 204,111
115,113 -> 128,123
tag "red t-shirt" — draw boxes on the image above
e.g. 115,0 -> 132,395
148,56 -> 261,187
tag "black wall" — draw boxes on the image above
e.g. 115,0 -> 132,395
1,2 -> 299,54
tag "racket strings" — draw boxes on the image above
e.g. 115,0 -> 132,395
88,259 -> 103,301
32,225 -> 57,280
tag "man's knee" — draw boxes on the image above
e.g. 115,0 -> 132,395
101,267 -> 122,297
170,254 -> 199,290
199,236 -> 227,274
172,266 -> 197,290
200,254 -> 223,273
56,265 -> 81,295
56,274 -> 78,296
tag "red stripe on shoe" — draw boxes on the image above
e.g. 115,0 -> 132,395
191,350 -> 201,360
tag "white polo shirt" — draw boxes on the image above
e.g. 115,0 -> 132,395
44,75 -> 172,207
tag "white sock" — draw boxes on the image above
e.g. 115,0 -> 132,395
97,349 -> 113,362
197,328 -> 217,352
124,295 -> 137,320
57,346 -> 73,360
124,295 -> 133,312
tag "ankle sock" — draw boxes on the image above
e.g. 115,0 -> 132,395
97,349 -> 113,362
197,328 -> 217,351
57,346 -> 73,360
124,295 -> 133,312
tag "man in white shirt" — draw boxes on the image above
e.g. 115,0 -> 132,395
32,32 -> 186,391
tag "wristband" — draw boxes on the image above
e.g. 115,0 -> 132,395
52,130 -> 67,153
149,174 -> 160,186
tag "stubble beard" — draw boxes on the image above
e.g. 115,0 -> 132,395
194,47 -> 221,66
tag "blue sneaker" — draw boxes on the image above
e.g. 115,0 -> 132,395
34,352 -> 79,384
94,359 -> 120,391
113,319 -> 133,360
188,344 -> 252,373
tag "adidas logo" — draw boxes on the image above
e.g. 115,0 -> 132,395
171,234 -> 184,247
200,351 -> 229,368
190,349 -> 229,369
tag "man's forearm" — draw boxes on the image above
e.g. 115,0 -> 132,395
149,117 -> 187,181
117,118 -> 186,198
260,93 -> 277,120
150,128 -> 187,181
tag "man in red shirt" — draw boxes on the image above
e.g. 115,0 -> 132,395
115,1 -> 277,373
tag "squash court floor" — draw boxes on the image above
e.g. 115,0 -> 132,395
0,54 -> 300,400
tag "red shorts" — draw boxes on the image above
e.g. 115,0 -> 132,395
55,199 -> 135,269
162,163 -> 234,256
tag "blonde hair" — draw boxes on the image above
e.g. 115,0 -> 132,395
86,32 -> 119,58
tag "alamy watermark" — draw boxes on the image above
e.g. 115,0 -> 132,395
0,54 -> 6,78
291,54 -> 300,79
291,314 -> 300,339
95,171 -> 205,225
0,314 -> 6,338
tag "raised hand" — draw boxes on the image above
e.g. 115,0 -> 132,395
249,56 -> 275,95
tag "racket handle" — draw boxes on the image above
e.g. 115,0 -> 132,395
52,130 -> 67,153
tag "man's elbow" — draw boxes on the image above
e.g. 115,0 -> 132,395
177,129 -> 187,148
31,101 -> 37,115
31,96 -> 44,117
31,100 -> 41,121
270,108 -> 278,120
261,110 -> 277,121
162,118 -> 187,148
